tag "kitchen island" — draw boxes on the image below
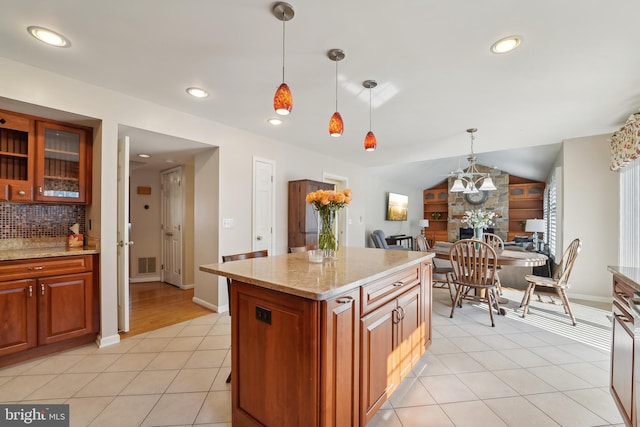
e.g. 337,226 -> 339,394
200,247 -> 434,427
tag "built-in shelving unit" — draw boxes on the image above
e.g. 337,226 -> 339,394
423,181 -> 449,243
507,176 -> 545,241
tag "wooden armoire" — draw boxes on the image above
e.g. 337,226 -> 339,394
288,179 -> 335,248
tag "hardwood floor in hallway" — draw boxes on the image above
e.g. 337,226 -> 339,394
120,281 -> 214,339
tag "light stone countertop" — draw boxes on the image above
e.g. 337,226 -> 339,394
609,266 -> 640,290
0,246 -> 99,261
199,246 -> 434,301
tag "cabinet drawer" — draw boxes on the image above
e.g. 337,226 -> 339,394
7,183 -> 32,201
0,255 -> 92,281
361,265 -> 420,315
0,110 -> 31,132
613,277 -> 635,309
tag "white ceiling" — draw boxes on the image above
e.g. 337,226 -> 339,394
1,1 -> 639,186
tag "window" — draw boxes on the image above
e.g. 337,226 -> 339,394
620,160 -> 640,268
546,171 -> 558,259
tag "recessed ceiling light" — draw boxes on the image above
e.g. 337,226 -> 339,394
267,118 -> 283,126
491,36 -> 522,54
27,26 -> 71,48
186,87 -> 209,98
138,154 -> 151,159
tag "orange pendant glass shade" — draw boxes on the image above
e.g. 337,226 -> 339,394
274,83 -> 292,115
364,131 -> 377,151
329,112 -> 344,137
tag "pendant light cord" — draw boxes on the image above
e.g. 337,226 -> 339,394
369,88 -> 372,131
281,14 -> 286,83
335,60 -> 339,111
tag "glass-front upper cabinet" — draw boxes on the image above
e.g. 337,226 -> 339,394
0,110 -> 35,201
35,121 -> 89,204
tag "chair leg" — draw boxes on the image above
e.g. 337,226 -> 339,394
450,284 -> 464,318
521,283 -> 535,317
557,288 -> 577,326
486,289 -> 496,327
494,269 -> 503,295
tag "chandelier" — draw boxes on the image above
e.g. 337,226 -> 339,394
450,128 -> 497,194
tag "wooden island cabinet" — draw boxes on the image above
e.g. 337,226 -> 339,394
200,247 -> 433,427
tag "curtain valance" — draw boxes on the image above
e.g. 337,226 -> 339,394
610,112 -> 640,171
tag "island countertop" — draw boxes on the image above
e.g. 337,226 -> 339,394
199,246 -> 434,301
608,265 -> 640,290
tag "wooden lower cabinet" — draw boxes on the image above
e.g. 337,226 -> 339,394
0,255 -> 98,365
0,279 -> 37,357
360,285 -> 422,425
230,259 -> 431,427
321,289 -> 360,427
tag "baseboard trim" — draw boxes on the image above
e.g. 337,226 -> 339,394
129,276 -> 161,283
96,333 -> 120,348
567,292 -> 611,304
192,296 -> 223,313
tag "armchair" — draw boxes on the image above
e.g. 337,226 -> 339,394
370,229 -> 410,250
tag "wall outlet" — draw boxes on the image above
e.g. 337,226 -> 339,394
223,218 -> 234,228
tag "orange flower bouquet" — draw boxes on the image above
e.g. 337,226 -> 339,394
306,189 -> 352,255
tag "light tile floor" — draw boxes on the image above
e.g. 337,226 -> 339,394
0,288 -> 622,427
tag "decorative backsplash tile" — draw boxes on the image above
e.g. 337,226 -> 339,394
0,203 -> 86,240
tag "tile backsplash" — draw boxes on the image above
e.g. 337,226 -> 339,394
0,202 -> 86,239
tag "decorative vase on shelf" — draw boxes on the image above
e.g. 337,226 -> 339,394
318,209 -> 338,259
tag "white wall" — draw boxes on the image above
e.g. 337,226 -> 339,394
129,169 -> 161,281
562,134 -> 619,300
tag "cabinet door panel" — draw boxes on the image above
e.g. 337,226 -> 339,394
0,109 -> 35,191
35,121 -> 88,203
397,286 -> 421,378
611,303 -> 634,425
321,290 -> 360,427
0,279 -> 37,357
38,272 -> 93,345
360,299 -> 398,425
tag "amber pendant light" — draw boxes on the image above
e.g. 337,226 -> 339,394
272,2 -> 295,115
363,80 -> 378,151
328,49 -> 345,137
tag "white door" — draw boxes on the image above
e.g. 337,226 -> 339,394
253,158 -> 274,252
161,167 -> 183,287
117,136 -> 131,332
323,173 -> 349,247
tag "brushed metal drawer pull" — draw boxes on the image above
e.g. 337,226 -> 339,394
27,266 -> 45,271
28,285 -> 33,298
336,296 -> 353,305
17,190 -> 26,196
392,281 -> 404,287
41,284 -> 45,295
398,306 -> 405,320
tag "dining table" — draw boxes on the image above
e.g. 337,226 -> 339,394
430,241 -> 548,267
430,241 -> 549,315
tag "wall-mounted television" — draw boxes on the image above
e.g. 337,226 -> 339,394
386,192 -> 408,221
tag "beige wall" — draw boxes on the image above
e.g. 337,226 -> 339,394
562,135 -> 619,300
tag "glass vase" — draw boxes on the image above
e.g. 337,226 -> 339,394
474,227 -> 484,249
318,209 -> 338,259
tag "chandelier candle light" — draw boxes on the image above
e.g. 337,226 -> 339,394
306,188 -> 352,259
450,128 -> 498,194
461,209 -> 496,247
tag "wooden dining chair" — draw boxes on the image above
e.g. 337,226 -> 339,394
288,243 -> 317,253
415,235 -> 455,301
520,238 -> 581,326
221,249 -> 268,382
448,240 -> 500,327
483,232 -> 505,295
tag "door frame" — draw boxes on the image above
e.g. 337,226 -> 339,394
252,157 -> 276,254
322,172 -> 349,247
